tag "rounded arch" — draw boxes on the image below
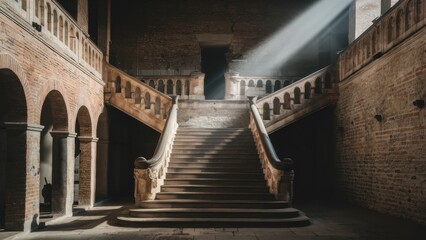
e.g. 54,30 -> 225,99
149,80 -> 155,88
125,81 -> 131,98
406,0 -> 415,30
144,92 -> 151,109
283,92 -> 291,110
283,80 -> 291,87
388,16 -> 394,43
154,97 -> 161,115
315,77 -> 322,94
265,80 -> 272,94
166,80 -> 173,95
396,9 -> 404,38
274,80 -> 281,92
416,0 -> 423,23
115,76 -> 122,93
41,90 -> 69,131
176,80 -> 182,95
135,87 -> 141,104
157,80 -> 165,93
263,103 -> 270,120
304,82 -> 312,99
95,107 -> 109,202
294,87 -> 301,104
273,98 -> 281,115
256,80 -> 263,88
248,80 -> 255,87
0,67 -> 28,230
75,106 -> 92,137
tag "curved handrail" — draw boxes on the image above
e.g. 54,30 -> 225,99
134,96 -> 178,169
248,96 -> 294,171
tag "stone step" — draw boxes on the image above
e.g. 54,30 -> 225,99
128,208 -> 300,219
170,158 -> 260,164
170,154 -> 259,159
173,138 -> 255,144
171,149 -> 258,154
138,199 -> 289,209
168,162 -> 261,168
164,178 -> 266,186
117,216 -> 311,228
161,185 -> 268,193
155,192 -> 275,200
176,131 -> 252,135
167,167 -> 260,173
172,142 -> 256,148
166,172 -> 264,179
177,128 -> 250,132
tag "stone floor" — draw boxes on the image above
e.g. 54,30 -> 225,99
1,201 -> 425,240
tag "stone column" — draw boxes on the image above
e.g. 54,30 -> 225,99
224,72 -> 239,100
188,72 -> 205,100
77,136 -> 98,207
3,122 -> 43,232
50,131 -> 76,217
95,138 -> 109,201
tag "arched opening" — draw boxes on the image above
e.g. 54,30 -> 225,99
372,31 -> 377,53
176,80 -> 182,95
149,80 -> 155,88
64,21 -> 69,46
263,103 -> 271,120
166,80 -> 173,95
406,0 -> 414,30
240,80 -> 246,96
59,16 -> 64,42
304,82 -> 312,99
135,88 -> 141,104
125,82 -> 131,98
0,69 -> 28,231
95,108 -> 109,202
154,97 -> 161,115
35,0 -> 45,25
39,90 -> 69,218
248,80 -> 255,87
158,80 -> 165,93
273,98 -> 281,115
274,80 -> 281,92
315,77 -> 322,94
74,106 -> 93,207
265,80 -> 272,94
324,72 -> 332,89
115,76 -> 121,93
47,3 -> 52,32
144,92 -> 151,109
396,9 -> 404,38
283,93 -> 291,110
256,80 -> 263,88
53,10 -> 58,37
387,17 -> 394,43
294,87 -> 301,104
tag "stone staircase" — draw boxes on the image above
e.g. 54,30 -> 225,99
117,128 -> 310,227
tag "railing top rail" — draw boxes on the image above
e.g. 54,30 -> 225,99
134,96 -> 178,169
248,97 -> 293,171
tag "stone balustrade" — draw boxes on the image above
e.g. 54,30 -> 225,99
1,0 -> 103,78
255,66 -> 339,133
138,72 -> 205,100
339,0 -> 425,80
224,72 -> 299,100
104,62 -> 173,132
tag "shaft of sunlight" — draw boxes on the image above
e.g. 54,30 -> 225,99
236,0 -> 352,74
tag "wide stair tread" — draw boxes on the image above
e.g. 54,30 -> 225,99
138,199 -> 289,209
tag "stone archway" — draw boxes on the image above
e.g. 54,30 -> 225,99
39,90 -> 70,217
74,106 -> 94,207
0,69 -> 29,231
95,107 -> 109,202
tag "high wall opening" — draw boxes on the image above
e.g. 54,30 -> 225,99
95,108 -> 109,202
39,91 -> 68,216
0,69 -> 27,230
201,47 -> 228,100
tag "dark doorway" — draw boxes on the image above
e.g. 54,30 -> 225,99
201,47 -> 228,100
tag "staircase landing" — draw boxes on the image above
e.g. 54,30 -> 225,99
117,128 -> 310,227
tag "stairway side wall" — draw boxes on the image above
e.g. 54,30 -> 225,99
335,27 -> 426,224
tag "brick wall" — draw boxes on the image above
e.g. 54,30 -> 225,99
109,0 -> 344,77
335,27 -> 426,224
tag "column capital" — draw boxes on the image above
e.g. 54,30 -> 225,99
50,131 -> 77,138
78,136 -> 99,143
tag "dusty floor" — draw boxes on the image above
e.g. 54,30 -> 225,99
1,201 -> 425,240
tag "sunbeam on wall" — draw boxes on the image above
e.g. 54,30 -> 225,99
235,0 -> 352,75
